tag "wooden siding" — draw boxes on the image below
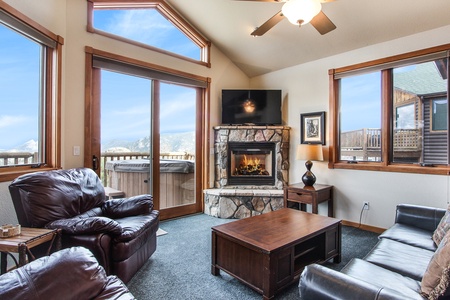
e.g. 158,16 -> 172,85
423,97 -> 448,164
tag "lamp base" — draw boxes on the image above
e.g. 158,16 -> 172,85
302,171 -> 316,186
302,160 -> 316,186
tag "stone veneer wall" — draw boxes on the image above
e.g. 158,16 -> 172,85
213,125 -> 290,189
204,125 -> 290,219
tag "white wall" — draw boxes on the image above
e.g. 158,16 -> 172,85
0,0 -> 248,224
251,25 -> 450,229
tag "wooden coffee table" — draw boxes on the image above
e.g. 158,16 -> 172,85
211,208 -> 341,300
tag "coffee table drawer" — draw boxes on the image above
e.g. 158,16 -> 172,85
287,191 -> 313,204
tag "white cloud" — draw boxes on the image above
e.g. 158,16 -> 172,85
106,10 -> 173,44
0,115 -> 29,129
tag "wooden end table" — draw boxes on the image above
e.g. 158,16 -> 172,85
211,208 -> 341,300
284,183 -> 333,217
0,227 -> 61,274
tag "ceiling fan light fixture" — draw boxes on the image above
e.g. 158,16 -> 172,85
282,0 -> 322,26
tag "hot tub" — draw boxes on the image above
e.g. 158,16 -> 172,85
105,159 -> 195,208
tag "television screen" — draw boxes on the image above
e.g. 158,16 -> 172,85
221,89 -> 282,125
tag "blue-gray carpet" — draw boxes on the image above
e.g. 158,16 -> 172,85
127,213 -> 379,299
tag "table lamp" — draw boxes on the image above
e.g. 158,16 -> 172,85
296,144 -> 323,186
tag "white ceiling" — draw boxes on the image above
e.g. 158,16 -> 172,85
167,0 -> 450,77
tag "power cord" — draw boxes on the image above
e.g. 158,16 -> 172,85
358,202 -> 369,228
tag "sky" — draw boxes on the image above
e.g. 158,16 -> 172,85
0,8 -> 199,150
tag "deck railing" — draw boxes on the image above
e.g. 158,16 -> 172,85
0,152 -> 38,166
340,128 -> 422,160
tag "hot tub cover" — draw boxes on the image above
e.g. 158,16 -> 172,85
105,159 -> 194,174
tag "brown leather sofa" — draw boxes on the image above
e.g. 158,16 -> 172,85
9,167 -> 159,283
0,246 -> 135,300
299,204 -> 449,300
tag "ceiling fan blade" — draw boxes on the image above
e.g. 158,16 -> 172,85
310,10 -> 336,35
251,11 -> 284,36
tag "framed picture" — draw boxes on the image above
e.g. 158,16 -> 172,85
300,111 -> 325,145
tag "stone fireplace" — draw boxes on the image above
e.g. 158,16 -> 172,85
204,125 -> 290,219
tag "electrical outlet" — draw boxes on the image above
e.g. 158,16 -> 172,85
363,201 -> 370,210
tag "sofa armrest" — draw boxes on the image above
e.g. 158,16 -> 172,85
94,275 -> 136,300
395,204 -> 446,231
46,216 -> 123,235
102,195 -> 153,219
299,264 -> 383,300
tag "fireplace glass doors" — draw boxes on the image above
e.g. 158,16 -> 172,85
228,142 -> 276,185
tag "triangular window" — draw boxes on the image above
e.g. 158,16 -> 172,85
88,1 -> 210,66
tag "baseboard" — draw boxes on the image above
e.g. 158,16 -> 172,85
342,220 -> 386,234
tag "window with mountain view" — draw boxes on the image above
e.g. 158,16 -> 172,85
0,7 -> 61,176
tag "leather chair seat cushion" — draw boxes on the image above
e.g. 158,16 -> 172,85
364,238 -> 434,281
111,211 -> 159,261
342,258 -> 422,299
379,223 -> 437,251
0,247 -> 108,300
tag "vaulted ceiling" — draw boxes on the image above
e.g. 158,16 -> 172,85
167,0 -> 450,77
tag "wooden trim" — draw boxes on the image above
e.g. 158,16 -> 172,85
0,2 -> 61,43
84,52 -> 94,169
152,80 -> 161,211
381,70 -> 392,165
328,69 -> 337,169
0,5 -> 62,182
89,47 -> 209,84
341,220 -> 386,234
334,43 -> 450,75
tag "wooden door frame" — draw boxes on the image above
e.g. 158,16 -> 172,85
84,48 -> 210,221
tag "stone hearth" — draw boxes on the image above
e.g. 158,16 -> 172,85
204,125 -> 290,219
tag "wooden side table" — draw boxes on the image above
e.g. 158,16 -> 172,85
284,183 -> 333,217
0,228 -> 61,274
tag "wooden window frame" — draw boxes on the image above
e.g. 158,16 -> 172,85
87,0 -> 211,68
329,44 -> 450,175
0,2 -> 63,182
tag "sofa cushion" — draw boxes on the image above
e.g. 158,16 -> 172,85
364,238 -> 434,281
433,206 -> 450,246
0,247 -> 108,300
421,231 -> 450,299
341,258 -> 422,299
380,223 -> 437,251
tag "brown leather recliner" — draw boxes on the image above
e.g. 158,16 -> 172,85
9,167 -> 159,283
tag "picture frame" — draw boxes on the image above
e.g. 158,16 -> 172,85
300,111 -> 325,145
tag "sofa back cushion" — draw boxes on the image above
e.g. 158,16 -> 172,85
9,168 -> 105,227
421,230 -> 450,299
0,247 -> 108,300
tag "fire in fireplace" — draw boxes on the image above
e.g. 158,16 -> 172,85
228,142 -> 276,185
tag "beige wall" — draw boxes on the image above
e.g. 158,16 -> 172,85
251,25 -> 450,229
1,0 -> 449,230
0,0 -> 248,224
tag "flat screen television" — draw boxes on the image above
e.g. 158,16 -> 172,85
221,89 -> 282,125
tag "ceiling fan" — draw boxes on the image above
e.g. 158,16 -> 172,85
237,0 -> 337,36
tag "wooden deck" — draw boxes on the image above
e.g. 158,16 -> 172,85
341,128 -> 422,161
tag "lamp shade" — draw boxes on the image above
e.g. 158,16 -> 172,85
281,0 -> 322,26
296,144 -> 324,161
